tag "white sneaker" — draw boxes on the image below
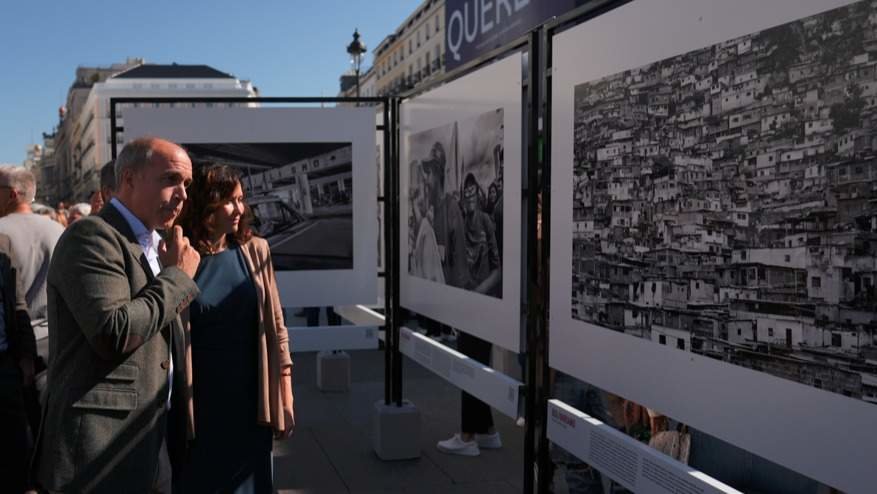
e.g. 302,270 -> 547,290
436,434 -> 480,456
475,432 -> 502,449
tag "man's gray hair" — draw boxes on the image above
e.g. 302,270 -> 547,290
0,165 -> 36,203
114,138 -> 156,189
69,202 -> 92,217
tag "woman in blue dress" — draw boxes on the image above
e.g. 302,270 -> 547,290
177,163 -> 294,493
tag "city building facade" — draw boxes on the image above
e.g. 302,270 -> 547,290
340,0 -> 445,100
25,131 -> 59,205
52,59 -> 257,202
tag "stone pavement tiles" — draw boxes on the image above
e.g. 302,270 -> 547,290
273,350 -> 524,493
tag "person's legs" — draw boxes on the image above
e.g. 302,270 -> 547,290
419,315 -> 441,337
437,331 -> 498,456
304,307 -> 320,327
0,354 -> 28,493
458,331 -> 494,436
326,307 -> 342,326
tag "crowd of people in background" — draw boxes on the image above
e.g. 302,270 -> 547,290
29,161 -> 115,229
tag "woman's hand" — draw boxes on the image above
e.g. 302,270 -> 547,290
277,408 -> 295,439
275,372 -> 295,439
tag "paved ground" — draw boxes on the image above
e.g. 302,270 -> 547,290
272,349 -> 526,494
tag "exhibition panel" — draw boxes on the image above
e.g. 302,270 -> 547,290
123,106 -> 378,308
548,1 -> 876,491
547,400 -> 740,494
400,52 -> 524,353
399,326 -> 522,419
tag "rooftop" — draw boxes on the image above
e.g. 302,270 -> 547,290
112,63 -> 235,79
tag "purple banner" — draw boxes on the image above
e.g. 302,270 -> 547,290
444,0 -> 583,70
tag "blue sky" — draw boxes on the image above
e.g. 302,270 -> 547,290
0,0 -> 420,164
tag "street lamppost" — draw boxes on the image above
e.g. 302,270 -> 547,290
347,29 -> 367,105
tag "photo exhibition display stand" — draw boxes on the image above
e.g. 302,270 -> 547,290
547,1 -> 875,493
111,1 -> 877,488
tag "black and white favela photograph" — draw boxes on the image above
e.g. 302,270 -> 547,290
183,142 -> 354,271
571,1 -> 877,404
408,108 -> 504,298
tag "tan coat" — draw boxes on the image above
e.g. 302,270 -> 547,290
181,236 -> 294,439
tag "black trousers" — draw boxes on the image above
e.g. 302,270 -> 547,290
305,307 -> 341,327
0,352 -> 29,494
456,332 -> 494,434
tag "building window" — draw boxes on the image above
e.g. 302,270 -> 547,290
784,255 -> 791,262
676,339 -> 685,350
425,21 -> 430,39
768,328 -> 774,337
831,333 -> 842,347
409,39 -> 413,54
812,276 -> 822,288
737,328 -> 742,336
436,14 -> 440,32
659,335 -> 667,345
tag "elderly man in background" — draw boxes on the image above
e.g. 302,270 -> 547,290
36,137 -> 200,493
0,166 -> 64,433
67,202 -> 92,223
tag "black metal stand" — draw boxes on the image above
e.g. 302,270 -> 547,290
389,96 -> 404,406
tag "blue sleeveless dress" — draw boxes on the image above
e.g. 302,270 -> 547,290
183,243 -> 273,493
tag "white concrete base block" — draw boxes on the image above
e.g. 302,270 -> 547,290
372,400 -> 421,460
316,350 -> 351,392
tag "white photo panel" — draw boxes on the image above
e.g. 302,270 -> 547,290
400,52 -> 523,352
550,1 -> 876,492
123,106 -> 377,308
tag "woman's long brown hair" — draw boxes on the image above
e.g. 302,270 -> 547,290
176,162 -> 254,254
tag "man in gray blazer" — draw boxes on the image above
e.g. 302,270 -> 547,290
35,138 -> 200,493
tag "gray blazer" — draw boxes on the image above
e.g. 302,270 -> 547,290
36,203 -> 199,493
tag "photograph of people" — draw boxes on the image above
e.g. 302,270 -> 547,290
407,108 -> 505,298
